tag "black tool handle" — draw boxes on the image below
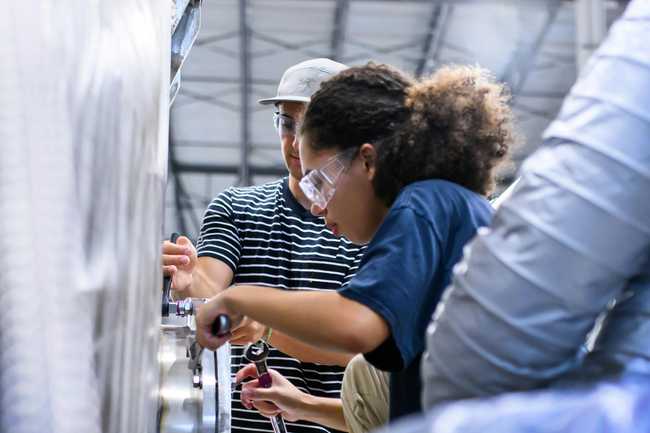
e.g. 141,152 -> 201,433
161,232 -> 181,317
211,314 -> 232,337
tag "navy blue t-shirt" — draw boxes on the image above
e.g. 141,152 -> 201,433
338,179 -> 493,420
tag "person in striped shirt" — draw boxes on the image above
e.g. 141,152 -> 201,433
162,58 -> 366,433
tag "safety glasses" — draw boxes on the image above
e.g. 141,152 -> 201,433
299,147 -> 358,209
273,112 -> 300,139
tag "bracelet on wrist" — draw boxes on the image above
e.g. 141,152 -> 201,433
262,326 -> 273,343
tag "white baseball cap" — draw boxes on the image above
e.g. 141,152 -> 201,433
258,58 -> 348,105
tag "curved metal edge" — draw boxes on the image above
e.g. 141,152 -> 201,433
170,0 -> 202,105
201,345 -> 217,433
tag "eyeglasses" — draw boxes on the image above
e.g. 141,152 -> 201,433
273,112 -> 300,138
299,147 -> 358,209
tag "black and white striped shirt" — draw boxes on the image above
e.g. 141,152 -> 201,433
197,178 -> 365,433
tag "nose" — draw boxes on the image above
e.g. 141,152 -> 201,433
310,202 -> 327,217
291,134 -> 300,153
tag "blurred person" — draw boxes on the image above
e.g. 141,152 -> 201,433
420,0 -> 650,409
195,62 -> 515,421
357,2 -> 650,432
162,58 -> 366,433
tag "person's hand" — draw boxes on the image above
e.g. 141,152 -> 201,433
230,317 -> 267,345
162,235 -> 196,297
196,293 -> 242,350
237,364 -> 310,422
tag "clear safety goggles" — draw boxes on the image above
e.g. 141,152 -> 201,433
273,112 -> 300,139
299,147 -> 358,209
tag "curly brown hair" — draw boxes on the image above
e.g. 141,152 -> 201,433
301,62 -> 514,206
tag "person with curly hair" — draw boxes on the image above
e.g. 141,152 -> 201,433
196,62 -> 515,426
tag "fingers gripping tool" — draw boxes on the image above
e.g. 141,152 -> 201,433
245,341 -> 287,433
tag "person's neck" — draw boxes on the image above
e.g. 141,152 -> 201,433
367,200 -> 390,241
288,175 -> 312,210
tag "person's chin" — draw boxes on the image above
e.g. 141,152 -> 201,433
346,229 -> 370,245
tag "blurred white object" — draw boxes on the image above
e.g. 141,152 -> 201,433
422,0 -> 650,407
0,2 -> 169,433
377,376 -> 650,433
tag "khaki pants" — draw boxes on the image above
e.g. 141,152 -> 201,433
341,354 -> 390,433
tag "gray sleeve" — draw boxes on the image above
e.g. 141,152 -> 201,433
421,0 -> 650,408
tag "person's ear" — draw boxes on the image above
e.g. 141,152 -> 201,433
359,143 -> 377,181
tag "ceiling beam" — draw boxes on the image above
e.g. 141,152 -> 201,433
173,162 -> 288,177
330,0 -> 350,61
500,2 -> 562,98
415,1 -> 451,77
183,75 -> 278,85
239,0 -> 252,186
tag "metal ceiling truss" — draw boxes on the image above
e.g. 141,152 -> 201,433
168,0 -> 571,233
415,1 -> 451,77
500,1 -> 563,98
248,32 -> 329,59
239,0 -> 253,186
331,0 -> 350,61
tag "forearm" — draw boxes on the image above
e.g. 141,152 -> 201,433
222,285 -> 388,354
187,258 -> 234,298
188,266 -> 221,298
298,395 -> 348,432
269,330 -> 354,367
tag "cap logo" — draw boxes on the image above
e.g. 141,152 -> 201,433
296,76 -> 317,93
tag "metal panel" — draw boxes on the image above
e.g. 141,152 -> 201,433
0,2 -> 169,433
